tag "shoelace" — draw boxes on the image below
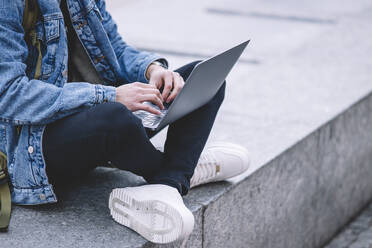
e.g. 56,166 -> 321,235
190,151 -> 220,187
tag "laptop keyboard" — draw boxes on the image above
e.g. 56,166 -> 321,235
133,102 -> 169,129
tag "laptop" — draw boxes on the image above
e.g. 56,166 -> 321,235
133,40 -> 250,131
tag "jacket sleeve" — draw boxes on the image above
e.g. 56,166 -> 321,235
96,0 -> 168,84
0,0 -> 116,126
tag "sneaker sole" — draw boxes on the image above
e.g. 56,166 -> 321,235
109,188 -> 191,244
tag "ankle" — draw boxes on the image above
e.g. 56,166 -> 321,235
148,178 -> 189,196
146,169 -> 192,195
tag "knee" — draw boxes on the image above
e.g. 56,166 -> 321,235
185,60 -> 203,71
95,102 -> 143,135
212,81 -> 226,105
190,60 -> 203,68
177,60 -> 203,80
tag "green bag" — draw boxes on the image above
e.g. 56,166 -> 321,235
0,151 -> 10,232
23,0 -> 42,79
0,0 -> 40,232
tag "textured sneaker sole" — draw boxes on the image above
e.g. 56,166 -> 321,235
109,188 -> 192,244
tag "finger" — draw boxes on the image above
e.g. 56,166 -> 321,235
136,103 -> 162,115
162,72 -> 174,101
142,88 -> 163,102
140,94 -> 164,110
167,74 -> 184,103
134,82 -> 158,89
149,75 -> 162,89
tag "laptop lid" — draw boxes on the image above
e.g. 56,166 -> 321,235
156,40 -> 250,131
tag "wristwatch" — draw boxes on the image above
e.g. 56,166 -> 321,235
150,60 -> 168,69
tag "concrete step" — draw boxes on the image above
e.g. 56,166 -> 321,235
2,0 -> 372,247
325,201 -> 372,248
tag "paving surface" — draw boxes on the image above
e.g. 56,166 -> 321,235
325,201 -> 372,248
106,0 -> 372,183
1,0 -> 372,247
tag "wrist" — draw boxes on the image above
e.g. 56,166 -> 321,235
146,61 -> 167,80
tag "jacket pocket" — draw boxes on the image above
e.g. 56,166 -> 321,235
36,13 -> 63,80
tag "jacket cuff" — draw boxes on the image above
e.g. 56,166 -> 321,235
138,55 -> 168,83
95,85 -> 117,104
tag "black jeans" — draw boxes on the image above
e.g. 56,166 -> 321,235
42,61 -> 225,195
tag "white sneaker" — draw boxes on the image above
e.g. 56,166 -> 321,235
190,142 -> 250,188
109,184 -> 194,244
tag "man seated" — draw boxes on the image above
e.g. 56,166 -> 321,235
0,0 -> 249,244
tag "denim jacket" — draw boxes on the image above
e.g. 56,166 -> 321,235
0,0 -> 164,205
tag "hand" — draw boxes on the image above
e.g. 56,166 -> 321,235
115,82 -> 164,115
146,64 -> 185,103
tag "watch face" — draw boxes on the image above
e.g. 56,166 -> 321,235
153,61 -> 168,69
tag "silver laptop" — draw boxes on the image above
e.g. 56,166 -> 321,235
133,40 -> 250,131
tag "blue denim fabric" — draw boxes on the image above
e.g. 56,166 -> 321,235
0,0 -> 165,205
43,61 -> 225,197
